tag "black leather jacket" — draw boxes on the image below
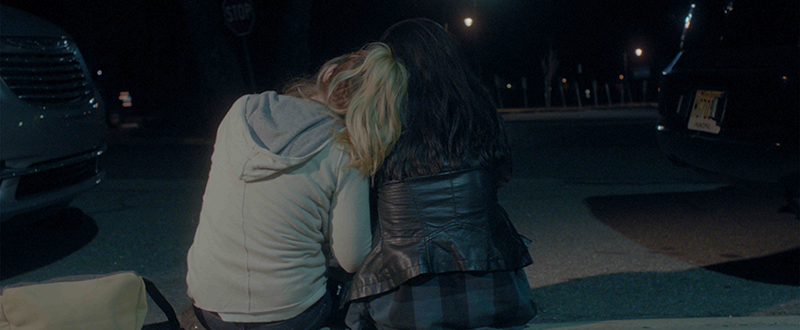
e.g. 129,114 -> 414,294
346,167 -> 533,301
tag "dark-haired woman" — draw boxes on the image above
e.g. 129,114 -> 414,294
344,18 -> 537,329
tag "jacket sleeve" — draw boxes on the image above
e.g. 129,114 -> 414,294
329,165 -> 372,273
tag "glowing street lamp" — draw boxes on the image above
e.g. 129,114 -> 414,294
635,48 -> 643,57
464,17 -> 474,27
465,0 -> 476,28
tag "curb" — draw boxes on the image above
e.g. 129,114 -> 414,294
524,316 -> 800,330
498,103 -> 658,114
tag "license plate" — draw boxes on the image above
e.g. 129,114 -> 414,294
687,90 -> 726,134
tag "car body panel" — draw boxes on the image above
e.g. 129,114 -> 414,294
1,5 -> 107,220
657,0 -> 799,189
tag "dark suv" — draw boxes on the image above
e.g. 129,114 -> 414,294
657,0 -> 799,213
0,5 -> 106,221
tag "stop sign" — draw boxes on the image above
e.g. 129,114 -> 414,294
222,0 -> 255,36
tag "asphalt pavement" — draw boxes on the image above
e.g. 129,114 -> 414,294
502,107 -> 799,330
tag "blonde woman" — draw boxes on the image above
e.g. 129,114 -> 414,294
186,43 -> 407,330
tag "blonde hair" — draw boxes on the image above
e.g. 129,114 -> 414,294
285,43 -> 408,177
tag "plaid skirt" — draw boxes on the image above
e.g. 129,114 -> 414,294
344,269 -> 536,330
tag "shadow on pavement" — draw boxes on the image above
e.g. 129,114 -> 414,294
1,207 -> 98,280
528,268 -> 799,323
704,248 -> 799,286
585,186 -> 800,286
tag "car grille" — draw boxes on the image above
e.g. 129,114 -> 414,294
14,156 -> 100,200
0,37 -> 93,104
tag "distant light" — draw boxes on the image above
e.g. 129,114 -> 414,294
635,48 -> 643,57
619,74 -> 625,80
96,70 -> 103,76
119,91 -> 133,108
684,4 -> 695,31
464,17 -> 473,27
561,78 -> 567,84
506,83 -> 512,89
584,89 -> 591,99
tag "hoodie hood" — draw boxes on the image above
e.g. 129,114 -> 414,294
220,92 -> 337,182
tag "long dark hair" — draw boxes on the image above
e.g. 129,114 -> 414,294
377,18 -> 511,183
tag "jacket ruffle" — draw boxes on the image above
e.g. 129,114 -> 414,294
346,167 -> 533,302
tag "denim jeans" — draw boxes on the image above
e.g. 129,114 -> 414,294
193,292 -> 332,330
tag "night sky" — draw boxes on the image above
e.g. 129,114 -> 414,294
3,0 -> 693,133
310,0 -> 694,82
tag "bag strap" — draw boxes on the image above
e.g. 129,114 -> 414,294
142,277 -> 183,330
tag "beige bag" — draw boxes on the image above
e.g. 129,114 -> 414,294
0,272 -> 179,330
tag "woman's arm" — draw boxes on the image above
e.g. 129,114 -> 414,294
329,167 -> 373,273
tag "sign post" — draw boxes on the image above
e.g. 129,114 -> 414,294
222,0 -> 256,92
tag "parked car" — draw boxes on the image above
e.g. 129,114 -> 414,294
0,5 -> 107,221
656,0 -> 799,214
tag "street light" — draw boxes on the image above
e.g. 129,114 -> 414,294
464,17 -> 474,27
635,48 -> 643,57
464,0 -> 478,27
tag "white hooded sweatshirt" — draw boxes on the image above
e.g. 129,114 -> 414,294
186,92 -> 371,322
